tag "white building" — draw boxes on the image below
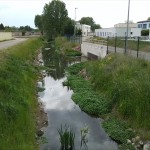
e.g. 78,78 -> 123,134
75,22 -> 91,36
95,23 -> 141,38
114,23 -> 138,28
137,20 -> 150,30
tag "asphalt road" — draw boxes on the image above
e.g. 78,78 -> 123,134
0,38 -> 28,50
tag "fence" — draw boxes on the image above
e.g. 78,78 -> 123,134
66,35 -> 82,44
87,36 -> 150,60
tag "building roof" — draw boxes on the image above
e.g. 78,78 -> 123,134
137,20 -> 150,23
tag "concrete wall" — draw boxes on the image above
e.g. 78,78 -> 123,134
81,42 -> 107,59
0,32 -> 13,41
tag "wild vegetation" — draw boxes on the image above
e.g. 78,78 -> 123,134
0,38 -> 43,149
63,52 -> 150,149
58,125 -> 75,150
86,54 -> 150,129
55,37 -> 81,56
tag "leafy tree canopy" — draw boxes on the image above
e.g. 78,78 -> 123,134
0,23 -> 5,30
42,0 -> 68,40
64,17 -> 75,36
79,17 -> 101,31
141,29 -> 149,36
19,25 -> 33,31
34,15 -> 43,32
147,17 -> 150,21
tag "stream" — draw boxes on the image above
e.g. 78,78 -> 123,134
38,44 -> 118,150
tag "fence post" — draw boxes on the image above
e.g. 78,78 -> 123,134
80,35 -> 82,44
124,35 -> 127,54
137,36 -> 140,58
107,36 -> 109,54
115,36 -> 117,53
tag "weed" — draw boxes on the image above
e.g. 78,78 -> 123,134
102,118 -> 135,144
80,125 -> 89,150
58,124 -> 75,150
0,37 -> 43,149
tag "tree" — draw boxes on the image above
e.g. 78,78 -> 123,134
0,23 -> 5,30
76,28 -> 82,36
80,17 -> 94,27
147,17 -> 150,21
42,0 -> 68,40
141,29 -> 149,36
34,15 -> 43,33
79,17 -> 101,31
92,24 -> 101,30
64,17 -> 75,36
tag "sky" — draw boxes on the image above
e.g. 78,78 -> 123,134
0,0 -> 150,29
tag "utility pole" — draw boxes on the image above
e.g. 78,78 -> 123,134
74,8 -> 78,36
125,0 -> 131,54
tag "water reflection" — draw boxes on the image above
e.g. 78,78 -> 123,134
39,45 -> 118,150
42,46 -> 81,80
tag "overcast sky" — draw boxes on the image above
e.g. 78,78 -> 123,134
0,0 -> 149,28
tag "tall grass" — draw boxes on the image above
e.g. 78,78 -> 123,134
58,125 -> 75,150
0,38 -> 43,149
86,54 -> 150,129
55,37 -> 81,56
64,63 -> 112,116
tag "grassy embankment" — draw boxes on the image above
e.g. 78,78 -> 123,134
0,38 -> 43,149
55,37 -> 82,56
90,36 -> 150,52
64,52 -> 150,148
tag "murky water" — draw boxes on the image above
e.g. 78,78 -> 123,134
39,45 -> 118,150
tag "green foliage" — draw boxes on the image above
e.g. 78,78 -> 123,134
0,23 -> 5,30
19,25 -> 33,32
147,17 -> 150,21
0,38 -> 43,149
119,143 -> 135,150
86,54 -> 150,128
141,29 -> 149,36
54,37 -> 80,56
76,28 -> 82,36
79,17 -> 101,31
34,15 -> 43,33
66,63 -> 85,75
58,125 -> 75,150
102,118 -> 135,144
64,63 -> 112,116
64,17 -> 75,35
43,0 -> 68,40
65,49 -> 81,57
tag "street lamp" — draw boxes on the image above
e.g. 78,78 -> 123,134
125,0 -> 131,54
74,8 -> 78,36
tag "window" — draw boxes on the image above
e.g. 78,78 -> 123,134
143,24 -> 147,29
138,24 -> 141,28
149,23 -> 150,28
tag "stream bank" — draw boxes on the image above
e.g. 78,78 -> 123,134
37,42 -> 118,150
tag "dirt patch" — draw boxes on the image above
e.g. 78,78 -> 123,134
34,48 -> 48,137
